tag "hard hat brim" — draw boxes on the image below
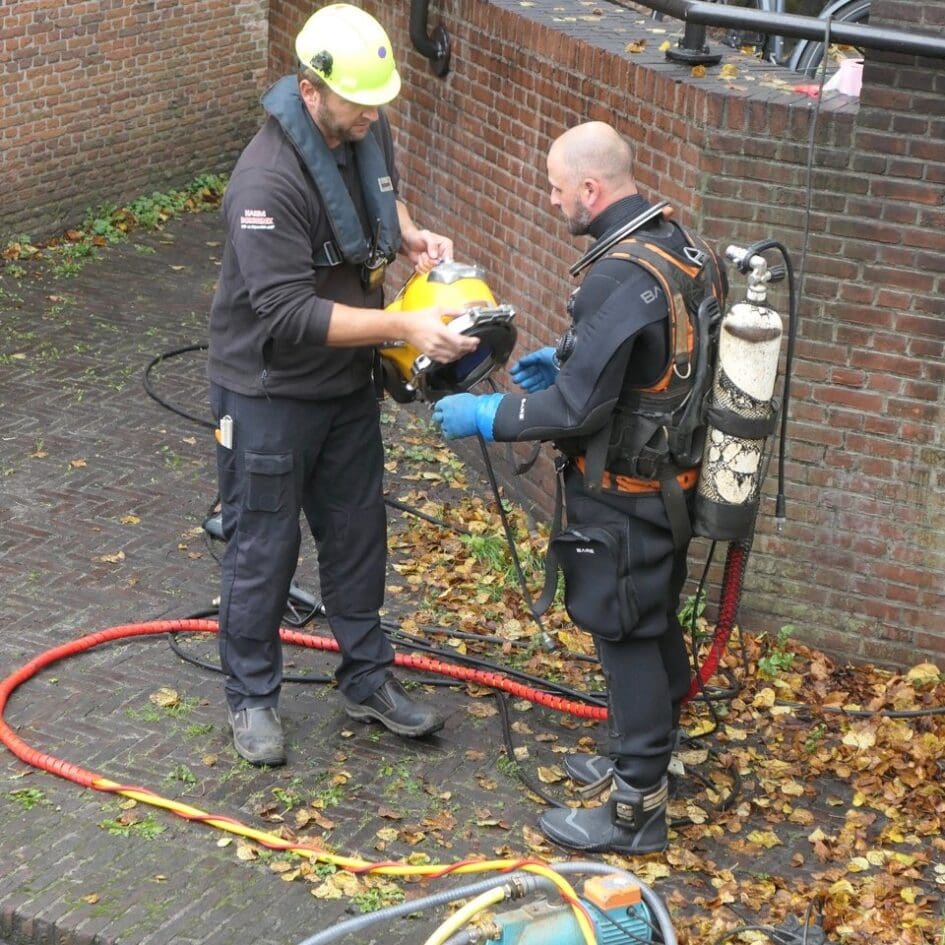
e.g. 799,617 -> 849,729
328,69 -> 402,107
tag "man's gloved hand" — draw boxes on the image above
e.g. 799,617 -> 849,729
432,393 -> 503,442
509,346 -> 558,393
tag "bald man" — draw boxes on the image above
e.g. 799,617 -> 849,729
433,122 -> 726,854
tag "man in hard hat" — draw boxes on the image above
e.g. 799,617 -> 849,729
207,4 -> 478,766
432,122 -> 726,854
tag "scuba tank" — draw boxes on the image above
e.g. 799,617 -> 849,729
692,245 -> 784,541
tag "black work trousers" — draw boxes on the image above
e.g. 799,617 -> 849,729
564,467 -> 692,787
211,382 -> 393,713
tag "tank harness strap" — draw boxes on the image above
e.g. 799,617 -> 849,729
579,232 -> 716,550
574,458 -> 699,494
513,441 -> 543,476
609,237 -> 705,390
583,236 -> 700,495
661,473 -> 694,550
574,456 -> 696,550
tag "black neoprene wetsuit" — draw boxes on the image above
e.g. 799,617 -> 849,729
490,193 -> 698,787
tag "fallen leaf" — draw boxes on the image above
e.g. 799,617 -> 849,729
746,829 -> 782,848
149,687 -> 180,708
842,727 -> 876,749
906,662 -> 940,686
537,765 -> 566,784
98,550 -> 126,564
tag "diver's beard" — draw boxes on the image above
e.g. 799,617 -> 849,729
567,205 -> 593,236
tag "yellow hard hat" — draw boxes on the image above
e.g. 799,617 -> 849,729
296,4 -> 401,107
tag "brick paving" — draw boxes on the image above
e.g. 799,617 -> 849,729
7,211 -> 941,945
0,212 -> 618,945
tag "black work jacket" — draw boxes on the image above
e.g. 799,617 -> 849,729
207,84 -> 400,400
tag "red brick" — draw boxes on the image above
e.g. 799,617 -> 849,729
2,0 -> 942,671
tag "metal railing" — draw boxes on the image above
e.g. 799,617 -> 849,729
650,0 -> 945,64
409,0 -> 945,75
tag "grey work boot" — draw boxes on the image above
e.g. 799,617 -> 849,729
228,706 -> 286,766
538,775 -> 669,855
343,676 -> 445,738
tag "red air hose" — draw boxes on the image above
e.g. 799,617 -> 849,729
1,544 -> 746,782
683,541 -> 749,704
0,618 -> 609,787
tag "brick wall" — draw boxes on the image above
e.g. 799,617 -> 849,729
0,0 -> 270,242
271,0 -> 944,667
736,0 -> 945,665
4,0 -> 942,667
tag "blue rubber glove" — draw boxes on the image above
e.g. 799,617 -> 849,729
432,393 -> 503,442
509,346 -> 558,393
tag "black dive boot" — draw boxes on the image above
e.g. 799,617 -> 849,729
564,728 -> 681,798
564,753 -> 616,798
538,775 -> 669,855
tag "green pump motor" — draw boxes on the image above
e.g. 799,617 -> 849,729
492,873 -> 655,945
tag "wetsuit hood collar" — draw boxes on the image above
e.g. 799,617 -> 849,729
589,194 -> 651,242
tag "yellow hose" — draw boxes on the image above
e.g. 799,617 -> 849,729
422,886 -> 507,945
94,778 -> 598,945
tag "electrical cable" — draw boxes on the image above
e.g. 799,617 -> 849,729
381,622 -> 606,707
385,494 -> 471,535
168,593 -> 601,695
143,343 -> 478,539
142,340 -> 755,720
777,699 -> 945,721
711,924 -> 803,945
138,327 -> 764,854
168,613 -> 605,711
775,13 -> 829,528
390,619 -> 596,660
170,609 -> 747,821
718,900 -> 830,945
475,431 -> 556,650
3,616 -> 762,945
136,290 -> 944,887
493,690 -> 567,808
142,343 -> 215,429
139,309 -> 945,940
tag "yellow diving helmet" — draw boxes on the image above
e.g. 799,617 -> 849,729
379,261 -> 517,403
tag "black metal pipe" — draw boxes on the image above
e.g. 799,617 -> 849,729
641,0 -> 691,20
643,0 -> 945,59
409,0 -> 451,76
